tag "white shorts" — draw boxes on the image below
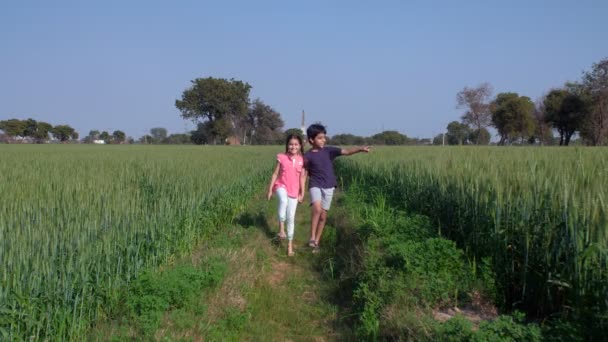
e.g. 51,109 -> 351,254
309,187 -> 335,211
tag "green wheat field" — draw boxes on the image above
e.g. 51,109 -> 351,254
1,145 -> 606,340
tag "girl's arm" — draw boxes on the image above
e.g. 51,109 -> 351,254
267,162 -> 280,200
341,146 -> 371,156
298,168 -> 307,202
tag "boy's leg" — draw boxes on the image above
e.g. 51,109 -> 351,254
310,201 -> 322,244
314,187 -> 334,246
309,187 -> 323,245
314,210 -> 328,246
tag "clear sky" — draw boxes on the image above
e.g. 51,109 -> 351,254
1,0 -> 607,139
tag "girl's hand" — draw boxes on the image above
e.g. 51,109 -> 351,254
298,193 -> 304,203
267,191 -> 273,201
360,146 -> 371,153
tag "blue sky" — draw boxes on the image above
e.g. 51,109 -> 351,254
1,0 -> 607,139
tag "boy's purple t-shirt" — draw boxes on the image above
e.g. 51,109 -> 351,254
304,146 -> 342,189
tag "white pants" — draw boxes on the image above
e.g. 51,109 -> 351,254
276,187 -> 298,241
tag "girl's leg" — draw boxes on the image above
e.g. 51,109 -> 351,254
286,196 -> 297,256
286,196 -> 298,241
276,188 -> 288,238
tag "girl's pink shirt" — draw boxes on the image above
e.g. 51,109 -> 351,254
273,153 -> 304,198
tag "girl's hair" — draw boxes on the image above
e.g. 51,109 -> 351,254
285,134 -> 304,154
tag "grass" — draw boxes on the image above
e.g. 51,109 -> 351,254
193,194 -> 345,341
0,145 -> 275,340
91,190 -> 345,341
4,144 -> 606,340
335,146 -> 608,338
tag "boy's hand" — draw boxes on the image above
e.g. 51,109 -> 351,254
342,146 -> 372,156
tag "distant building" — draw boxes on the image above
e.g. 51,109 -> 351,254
93,139 -> 106,144
301,110 -> 306,135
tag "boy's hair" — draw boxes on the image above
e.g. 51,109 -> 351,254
306,124 -> 326,143
285,134 -> 304,154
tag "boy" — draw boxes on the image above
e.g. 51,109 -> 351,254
301,124 -> 370,253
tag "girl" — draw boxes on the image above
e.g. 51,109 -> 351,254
267,134 -> 305,256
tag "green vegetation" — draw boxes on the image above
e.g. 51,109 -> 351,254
2,145 -> 606,340
320,181 -> 540,340
96,190 -> 343,340
0,145 -> 274,340
335,146 -> 608,339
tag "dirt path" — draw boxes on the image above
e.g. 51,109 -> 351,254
154,195 -> 345,341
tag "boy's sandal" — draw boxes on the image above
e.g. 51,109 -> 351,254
308,239 -> 316,247
312,246 -> 320,254
288,250 -> 295,257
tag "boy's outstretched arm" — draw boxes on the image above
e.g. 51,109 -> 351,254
341,146 -> 371,156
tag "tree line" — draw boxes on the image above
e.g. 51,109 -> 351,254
442,57 -> 608,146
0,118 -> 78,143
175,77 -> 440,146
0,120 -> 189,145
328,131 -> 432,145
3,57 -> 605,146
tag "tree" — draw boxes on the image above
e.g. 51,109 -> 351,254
284,128 -> 305,140
543,89 -> 586,146
83,130 -> 100,143
89,130 -> 100,139
371,130 -> 409,145
0,119 -> 26,138
580,58 -> 608,145
139,134 -> 153,144
432,133 -> 445,145
99,131 -> 110,142
330,133 -> 367,145
71,131 -> 79,141
15,118 -> 51,143
112,130 -> 126,144
457,83 -> 493,143
52,125 -> 76,142
491,93 -> 535,145
22,118 -> 39,138
150,127 -> 167,143
468,128 -> 491,145
244,99 -> 284,145
446,121 -> 471,145
190,122 -> 212,145
31,121 -> 52,143
530,98 -> 554,145
175,77 -> 251,144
